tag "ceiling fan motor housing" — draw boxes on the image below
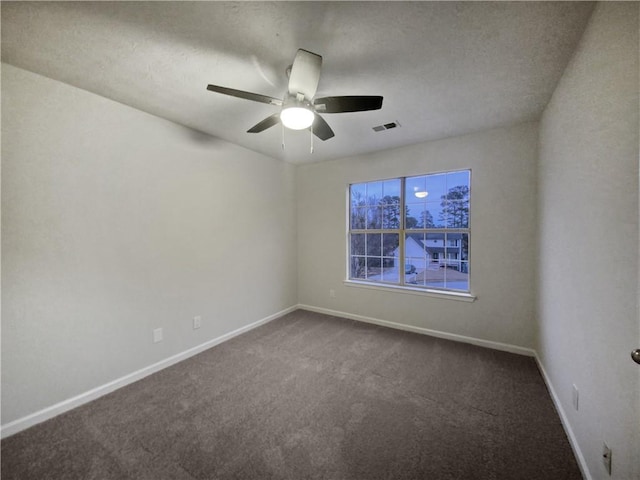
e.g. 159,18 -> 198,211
282,93 -> 313,111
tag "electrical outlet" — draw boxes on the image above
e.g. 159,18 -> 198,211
602,443 -> 612,475
193,315 -> 202,329
153,328 -> 163,343
329,289 -> 336,298
572,384 -> 579,411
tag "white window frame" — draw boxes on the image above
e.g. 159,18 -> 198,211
345,170 -> 474,301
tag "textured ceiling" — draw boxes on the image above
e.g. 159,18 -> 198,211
1,2 -> 594,164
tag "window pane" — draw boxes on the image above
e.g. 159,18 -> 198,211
443,233 -> 469,291
425,232 -> 444,247
461,233 -> 469,260
425,173 -> 447,198
366,206 -> 382,229
404,233 -> 425,284
382,233 -> 400,256
382,256 -> 397,269
382,201 -> 401,229
424,266 -> 445,290
351,206 -> 366,229
383,179 -> 401,199
446,201 -> 469,228
405,203 -> 422,229
350,233 -> 365,256
441,172 -> 470,229
427,202 -> 446,228
350,256 -> 366,279
381,255 -> 399,283
366,233 -> 381,256
405,176 -> 427,202
405,257 -> 425,285
442,184 -> 470,203
444,233 -> 462,269
366,181 -> 383,204
405,232 -> 425,259
444,267 -> 469,291
366,257 -> 382,280
446,233 -> 459,247
423,231 -> 445,288
424,233 -> 445,280
446,170 -> 470,192
419,205 -> 437,228
350,183 -> 367,206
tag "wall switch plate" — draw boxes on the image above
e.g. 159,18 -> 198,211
193,315 -> 202,329
153,328 -> 163,343
602,443 -> 612,475
572,384 -> 579,411
329,289 -> 336,298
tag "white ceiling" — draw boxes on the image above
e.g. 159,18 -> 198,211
1,1 -> 594,164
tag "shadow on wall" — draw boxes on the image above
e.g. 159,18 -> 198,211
183,128 -> 223,146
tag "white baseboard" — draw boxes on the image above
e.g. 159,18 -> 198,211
297,304 -> 536,357
534,355 -> 592,480
0,305 -> 297,439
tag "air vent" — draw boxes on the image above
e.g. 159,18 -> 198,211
372,121 -> 401,132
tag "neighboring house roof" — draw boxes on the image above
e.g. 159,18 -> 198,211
397,233 -> 464,257
406,232 -> 463,242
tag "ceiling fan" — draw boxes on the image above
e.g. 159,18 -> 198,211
206,49 -> 383,142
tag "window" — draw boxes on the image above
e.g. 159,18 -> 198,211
348,170 -> 470,292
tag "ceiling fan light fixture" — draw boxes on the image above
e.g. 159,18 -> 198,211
280,106 -> 314,130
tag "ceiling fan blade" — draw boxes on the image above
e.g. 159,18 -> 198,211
311,113 -> 335,141
207,84 -> 282,106
314,96 -> 383,113
247,113 -> 281,133
288,49 -> 322,101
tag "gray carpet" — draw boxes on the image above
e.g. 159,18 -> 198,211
1,310 -> 582,479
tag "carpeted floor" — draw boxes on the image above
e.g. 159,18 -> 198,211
1,310 -> 582,479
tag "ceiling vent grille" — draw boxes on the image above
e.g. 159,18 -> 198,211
372,121 -> 401,132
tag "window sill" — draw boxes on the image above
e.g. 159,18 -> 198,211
343,280 -> 476,302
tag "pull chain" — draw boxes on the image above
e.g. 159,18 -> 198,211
310,125 -> 314,154
281,122 -> 285,150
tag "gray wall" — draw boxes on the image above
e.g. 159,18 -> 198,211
297,122 -> 538,349
537,3 -> 639,479
1,64 -> 298,424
